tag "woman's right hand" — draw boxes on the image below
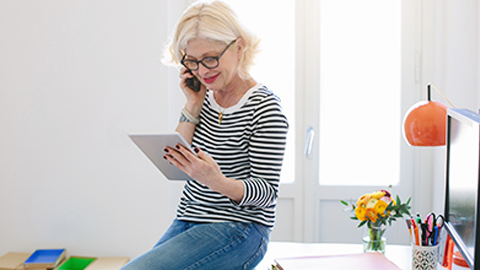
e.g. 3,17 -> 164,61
179,67 -> 206,115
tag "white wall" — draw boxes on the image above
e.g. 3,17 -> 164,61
0,0 -> 184,258
428,0 -> 479,215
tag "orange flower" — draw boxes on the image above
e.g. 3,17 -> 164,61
366,208 -> 378,223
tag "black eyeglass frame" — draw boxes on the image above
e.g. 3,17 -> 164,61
181,39 -> 238,71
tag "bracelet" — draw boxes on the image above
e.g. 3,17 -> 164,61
179,108 -> 200,125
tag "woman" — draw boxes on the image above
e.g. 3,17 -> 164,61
121,1 -> 288,269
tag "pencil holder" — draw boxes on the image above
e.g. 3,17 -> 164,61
412,244 -> 439,270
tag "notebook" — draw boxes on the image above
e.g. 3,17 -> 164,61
274,252 -> 401,270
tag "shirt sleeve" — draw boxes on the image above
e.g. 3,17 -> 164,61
235,93 -> 289,208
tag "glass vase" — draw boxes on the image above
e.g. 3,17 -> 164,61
362,224 -> 386,254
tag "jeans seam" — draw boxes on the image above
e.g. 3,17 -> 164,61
252,223 -> 271,238
243,224 -> 269,270
243,236 -> 267,270
184,223 -> 250,270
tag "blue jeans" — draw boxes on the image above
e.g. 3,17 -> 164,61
121,219 -> 271,270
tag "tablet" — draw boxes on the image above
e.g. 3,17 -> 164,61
129,132 -> 195,181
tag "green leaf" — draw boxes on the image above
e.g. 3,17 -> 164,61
358,220 -> 367,228
340,200 -> 349,206
386,201 -> 395,211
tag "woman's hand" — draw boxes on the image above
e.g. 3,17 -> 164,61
177,67 -> 207,145
164,144 -> 223,186
179,67 -> 206,114
163,144 -> 245,202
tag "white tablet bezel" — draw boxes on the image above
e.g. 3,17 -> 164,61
129,132 -> 195,181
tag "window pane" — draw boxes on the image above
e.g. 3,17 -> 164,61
223,0 -> 296,183
318,0 -> 401,186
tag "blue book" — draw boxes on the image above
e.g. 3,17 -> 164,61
24,249 -> 66,268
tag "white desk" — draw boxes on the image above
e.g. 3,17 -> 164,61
256,242 -> 448,270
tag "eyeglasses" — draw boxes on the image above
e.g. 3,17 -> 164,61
181,39 -> 237,71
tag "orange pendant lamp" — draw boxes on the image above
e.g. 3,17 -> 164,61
403,83 -> 453,147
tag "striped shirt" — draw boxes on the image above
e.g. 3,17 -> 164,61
176,83 -> 288,228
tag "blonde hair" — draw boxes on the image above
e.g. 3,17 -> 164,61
162,1 -> 260,80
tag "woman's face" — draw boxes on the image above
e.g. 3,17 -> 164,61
184,38 -> 242,92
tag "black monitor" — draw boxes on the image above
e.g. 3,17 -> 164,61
444,108 -> 480,269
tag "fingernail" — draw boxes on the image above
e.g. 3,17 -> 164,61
194,147 -> 200,153
176,144 -> 180,149
164,148 -> 168,152
163,155 -> 167,160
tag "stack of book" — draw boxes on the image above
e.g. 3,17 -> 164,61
0,250 -> 129,270
57,256 -> 129,270
0,252 -> 31,270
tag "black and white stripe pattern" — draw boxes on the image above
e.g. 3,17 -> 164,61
176,84 -> 288,228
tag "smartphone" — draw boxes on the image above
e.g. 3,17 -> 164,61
186,70 -> 201,92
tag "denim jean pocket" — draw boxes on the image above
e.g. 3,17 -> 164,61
243,235 -> 268,270
251,223 -> 271,239
225,222 -> 249,239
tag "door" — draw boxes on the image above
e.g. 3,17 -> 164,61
225,0 -> 419,244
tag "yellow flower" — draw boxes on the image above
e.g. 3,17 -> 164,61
356,194 -> 370,207
365,198 -> 378,209
355,205 -> 367,221
373,200 -> 388,216
354,192 -> 389,222
371,191 -> 386,200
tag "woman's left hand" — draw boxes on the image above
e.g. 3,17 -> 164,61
163,144 -> 245,202
164,144 -> 224,186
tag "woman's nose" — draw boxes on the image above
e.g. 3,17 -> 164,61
196,64 -> 210,77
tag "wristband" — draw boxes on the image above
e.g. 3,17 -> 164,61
179,108 -> 200,125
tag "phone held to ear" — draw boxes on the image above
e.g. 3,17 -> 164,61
186,70 -> 201,92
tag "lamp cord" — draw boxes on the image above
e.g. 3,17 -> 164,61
428,83 -> 456,108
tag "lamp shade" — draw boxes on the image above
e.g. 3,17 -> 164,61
403,100 -> 448,146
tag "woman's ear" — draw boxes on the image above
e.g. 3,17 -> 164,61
235,37 -> 245,60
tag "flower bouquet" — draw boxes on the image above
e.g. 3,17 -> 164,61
341,189 -> 411,253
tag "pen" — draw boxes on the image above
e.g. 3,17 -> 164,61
406,220 -> 413,243
410,218 -> 416,230
271,264 -> 280,270
415,226 -> 420,246
410,218 -> 417,245
433,226 -> 439,246
419,226 -> 423,246
421,223 -> 427,246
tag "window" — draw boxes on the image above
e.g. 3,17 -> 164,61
220,0 -> 410,243
318,0 -> 401,186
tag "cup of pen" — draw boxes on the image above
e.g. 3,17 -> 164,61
408,213 -> 443,270
412,244 -> 439,270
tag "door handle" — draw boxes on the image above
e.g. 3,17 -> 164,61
305,126 -> 315,159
